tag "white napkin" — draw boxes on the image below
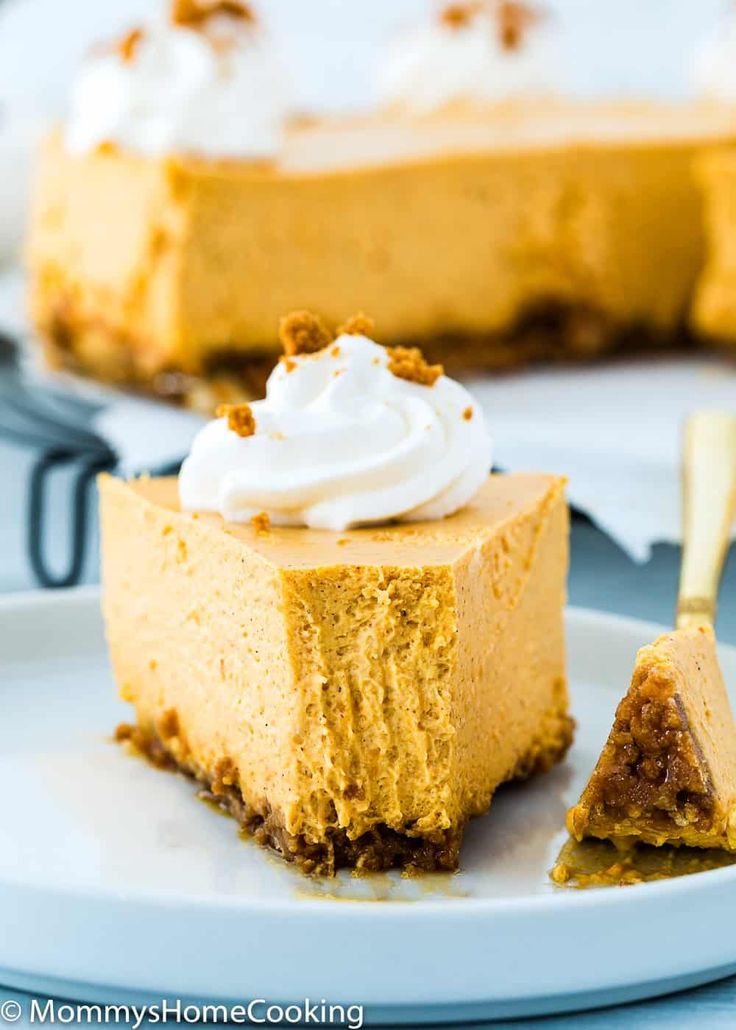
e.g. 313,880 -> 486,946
467,356 -> 736,562
93,397 -> 205,476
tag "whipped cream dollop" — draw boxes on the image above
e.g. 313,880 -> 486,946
179,331 -> 492,530
377,2 -> 558,115
66,6 -> 289,159
692,16 -> 736,103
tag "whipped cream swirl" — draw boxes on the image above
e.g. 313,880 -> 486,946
377,4 -> 559,115
179,333 -> 492,530
66,11 -> 289,159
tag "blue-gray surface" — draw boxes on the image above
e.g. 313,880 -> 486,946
3,434 -> 736,1027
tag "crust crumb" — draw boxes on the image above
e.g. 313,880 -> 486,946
495,1 -> 543,52
440,2 -> 482,29
115,723 -> 135,743
171,0 -> 255,28
212,757 -> 238,796
279,310 -> 334,357
251,511 -> 271,534
117,26 -> 144,61
463,406 -> 474,420
386,346 -> 444,387
337,312 -> 376,338
159,709 -> 180,741
216,402 -> 256,437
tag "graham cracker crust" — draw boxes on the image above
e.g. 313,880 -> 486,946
115,704 -> 573,876
568,665 -> 715,844
115,721 -> 464,876
37,295 -> 685,412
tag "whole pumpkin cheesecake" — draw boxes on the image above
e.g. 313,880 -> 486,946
28,1 -> 736,407
100,312 -> 573,874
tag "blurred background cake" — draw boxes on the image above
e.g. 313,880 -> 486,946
9,0 -> 736,407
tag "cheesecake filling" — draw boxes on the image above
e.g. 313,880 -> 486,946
179,319 -> 492,530
376,1 -> 560,115
65,1 -> 289,159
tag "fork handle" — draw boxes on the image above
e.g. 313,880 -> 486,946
677,411 -> 736,630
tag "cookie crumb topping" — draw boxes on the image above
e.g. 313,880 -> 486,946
251,511 -> 271,534
440,2 -> 482,29
171,0 -> 255,28
495,1 -> 542,52
386,346 -> 444,387
463,406 -> 474,420
216,402 -> 256,437
279,310 -> 334,356
117,26 -> 145,61
337,312 -> 376,338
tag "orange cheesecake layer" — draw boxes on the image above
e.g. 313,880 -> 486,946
99,472 -> 572,873
29,103 -> 736,404
693,148 -> 736,347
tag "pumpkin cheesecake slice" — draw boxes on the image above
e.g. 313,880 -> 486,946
100,313 -> 572,874
568,626 -> 736,851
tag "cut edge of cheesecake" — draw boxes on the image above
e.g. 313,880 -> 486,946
100,472 -> 573,876
115,720 -> 470,876
567,625 -> 736,852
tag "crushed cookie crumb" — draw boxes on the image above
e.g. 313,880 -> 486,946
114,723 -> 135,743
495,0 -> 543,52
159,709 -> 180,740
463,406 -> 474,420
337,312 -> 376,338
117,26 -> 144,61
330,345 -> 342,357
386,346 -> 444,387
280,356 -> 298,374
171,0 -> 255,28
216,402 -> 256,437
279,310 -> 334,356
212,756 -> 238,796
251,511 -> 271,534
440,2 -> 481,29
549,862 -> 571,885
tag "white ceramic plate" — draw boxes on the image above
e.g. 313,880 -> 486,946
2,588 -> 736,1023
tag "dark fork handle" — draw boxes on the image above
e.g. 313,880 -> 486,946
28,448 -> 116,589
